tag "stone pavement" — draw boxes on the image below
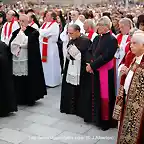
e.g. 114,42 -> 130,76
0,86 -> 118,144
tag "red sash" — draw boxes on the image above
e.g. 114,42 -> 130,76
41,20 -> 56,62
4,18 -> 15,39
87,30 -> 94,40
29,21 -> 35,26
117,33 -> 130,46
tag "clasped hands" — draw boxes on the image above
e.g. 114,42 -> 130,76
120,65 -> 128,75
86,63 -> 94,74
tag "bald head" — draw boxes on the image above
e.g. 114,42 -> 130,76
6,10 -> 15,22
19,14 -> 29,28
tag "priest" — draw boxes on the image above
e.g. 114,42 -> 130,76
0,41 -> 17,116
60,24 -> 91,116
39,11 -> 61,87
1,10 -> 20,45
113,31 -> 144,144
9,14 -> 47,106
83,19 -> 98,41
114,18 -> 132,95
83,16 -> 118,130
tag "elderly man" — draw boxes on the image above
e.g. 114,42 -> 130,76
115,18 -> 132,95
1,10 -> 19,45
9,14 -> 46,106
83,19 -> 97,41
60,24 -> 91,116
39,11 -> 61,87
83,16 -> 118,130
113,31 -> 144,144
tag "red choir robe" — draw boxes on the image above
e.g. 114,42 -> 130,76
113,55 -> 144,144
114,34 -> 131,95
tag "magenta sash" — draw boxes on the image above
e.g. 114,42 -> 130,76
97,59 -> 114,120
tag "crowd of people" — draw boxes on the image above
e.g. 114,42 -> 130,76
0,1 -> 144,144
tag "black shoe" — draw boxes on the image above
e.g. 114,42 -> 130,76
101,126 -> 109,131
27,101 -> 35,106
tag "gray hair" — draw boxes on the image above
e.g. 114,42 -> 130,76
84,19 -> 95,29
119,17 -> 133,29
132,31 -> 144,44
96,16 -> 112,29
129,28 -> 138,37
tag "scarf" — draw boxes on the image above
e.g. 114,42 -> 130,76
115,34 -> 130,66
4,18 -> 15,39
87,29 -> 94,40
41,20 -> 56,62
66,44 -> 81,85
29,21 -> 35,27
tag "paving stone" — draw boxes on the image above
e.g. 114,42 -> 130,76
51,120 -> 92,134
25,113 -> 60,126
0,139 -> 13,144
22,123 -> 62,138
1,119 -> 33,131
96,139 -> 116,144
85,128 -> 118,141
55,131 -> 98,144
0,86 -> 117,144
48,111 -> 83,123
0,128 -> 29,144
20,138 -> 66,144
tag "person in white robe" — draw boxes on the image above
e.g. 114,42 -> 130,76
60,10 -> 85,67
114,18 -> 132,95
39,11 -> 61,87
1,10 -> 20,45
27,13 -> 39,31
83,19 -> 97,41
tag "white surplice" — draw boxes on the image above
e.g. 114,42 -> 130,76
11,30 -> 28,76
60,19 -> 85,67
29,22 -> 39,31
1,21 -> 20,45
39,22 -> 61,87
115,34 -> 130,96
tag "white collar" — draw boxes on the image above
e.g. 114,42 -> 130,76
136,54 -> 143,64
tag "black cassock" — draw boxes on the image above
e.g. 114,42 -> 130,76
60,36 -> 92,115
9,26 -> 47,105
82,32 -> 118,130
0,41 -> 17,116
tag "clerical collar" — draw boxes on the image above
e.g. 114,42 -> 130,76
135,54 -> 143,64
100,31 -> 110,36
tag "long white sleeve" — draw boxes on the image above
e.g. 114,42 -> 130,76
60,24 -> 69,42
39,22 -> 59,38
